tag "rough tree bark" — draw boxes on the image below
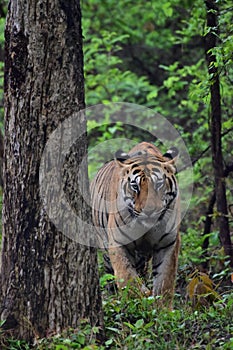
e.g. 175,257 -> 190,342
201,192 -> 216,270
0,130 -> 3,187
0,0 -> 103,342
204,0 -> 233,267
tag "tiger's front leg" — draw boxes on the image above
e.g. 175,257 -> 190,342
152,233 -> 180,307
109,246 -> 150,296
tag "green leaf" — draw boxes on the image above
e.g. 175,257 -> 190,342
147,89 -> 158,101
222,119 -> 233,130
162,2 -> 173,17
106,326 -> 121,334
55,346 -> 69,350
105,339 -> 114,346
76,334 -> 85,345
134,319 -> 144,328
124,321 -> 135,330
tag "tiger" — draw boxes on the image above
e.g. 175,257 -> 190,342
91,142 -> 180,306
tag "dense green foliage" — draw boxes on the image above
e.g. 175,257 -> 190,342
83,1 -> 233,346
83,0 -> 233,264
0,0 -> 233,348
1,286 -> 233,349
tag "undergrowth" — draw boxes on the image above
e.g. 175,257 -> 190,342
1,277 -> 233,350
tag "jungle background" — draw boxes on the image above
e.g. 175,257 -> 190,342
0,0 -> 233,349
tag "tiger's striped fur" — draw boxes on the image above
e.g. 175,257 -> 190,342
91,142 -> 180,305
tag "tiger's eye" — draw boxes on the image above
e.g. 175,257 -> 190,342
156,178 -> 165,189
131,183 -> 138,192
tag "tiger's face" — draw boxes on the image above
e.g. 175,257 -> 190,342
116,152 -> 178,226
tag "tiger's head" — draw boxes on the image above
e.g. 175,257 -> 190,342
114,146 -> 179,226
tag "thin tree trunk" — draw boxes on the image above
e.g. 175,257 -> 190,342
201,191 -> 216,270
204,0 -> 233,267
0,129 -> 3,187
201,163 -> 233,269
0,0 -> 103,341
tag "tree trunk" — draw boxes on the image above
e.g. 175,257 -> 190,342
0,129 -> 3,187
201,191 -> 216,270
204,0 -> 233,267
0,0 -> 103,342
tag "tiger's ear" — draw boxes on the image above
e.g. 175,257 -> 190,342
163,147 -> 179,173
163,146 -> 179,162
115,149 -> 130,166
